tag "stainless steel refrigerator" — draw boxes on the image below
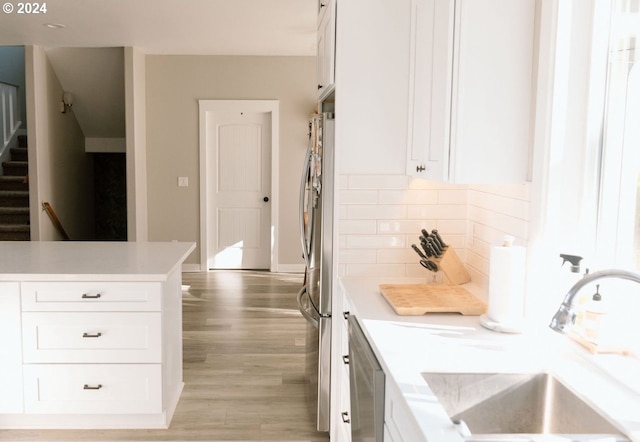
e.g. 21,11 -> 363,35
297,112 -> 335,433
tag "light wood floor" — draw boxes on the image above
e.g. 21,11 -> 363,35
0,271 -> 330,442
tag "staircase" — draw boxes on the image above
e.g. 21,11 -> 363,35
0,135 -> 30,241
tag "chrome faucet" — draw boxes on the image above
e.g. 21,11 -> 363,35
549,269 -> 640,333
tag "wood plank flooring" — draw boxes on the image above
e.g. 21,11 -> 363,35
0,271 -> 330,442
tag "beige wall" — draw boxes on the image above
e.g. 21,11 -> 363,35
26,46 -> 94,241
145,55 -> 316,268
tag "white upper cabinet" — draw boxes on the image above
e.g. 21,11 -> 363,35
407,0 -> 536,183
317,0 -> 336,100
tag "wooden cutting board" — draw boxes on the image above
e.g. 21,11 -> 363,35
379,284 -> 487,316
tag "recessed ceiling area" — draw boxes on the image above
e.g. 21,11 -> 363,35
0,0 -> 317,56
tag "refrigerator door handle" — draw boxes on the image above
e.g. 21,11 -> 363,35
296,286 -> 319,329
299,136 -> 313,269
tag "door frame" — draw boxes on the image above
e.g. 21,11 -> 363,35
198,100 -> 280,272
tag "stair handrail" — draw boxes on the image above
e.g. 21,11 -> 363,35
42,202 -> 70,240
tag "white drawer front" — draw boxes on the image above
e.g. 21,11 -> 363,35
21,282 -> 162,312
22,312 -> 161,363
23,364 -> 162,414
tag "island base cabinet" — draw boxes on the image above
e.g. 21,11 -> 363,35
0,282 -> 23,414
23,364 -> 162,414
0,241 -> 195,429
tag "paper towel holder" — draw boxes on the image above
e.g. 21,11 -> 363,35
480,236 -> 526,334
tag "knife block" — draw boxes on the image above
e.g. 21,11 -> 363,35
432,247 -> 471,285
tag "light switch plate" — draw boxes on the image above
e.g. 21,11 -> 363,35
178,177 -> 189,187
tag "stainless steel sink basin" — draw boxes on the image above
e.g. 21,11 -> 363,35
421,372 -> 627,440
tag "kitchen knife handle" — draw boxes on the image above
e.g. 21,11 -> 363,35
427,237 -> 442,256
411,244 -> 427,260
424,241 -> 439,258
419,239 -> 433,257
431,229 -> 447,248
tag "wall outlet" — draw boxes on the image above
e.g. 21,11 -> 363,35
178,177 -> 189,187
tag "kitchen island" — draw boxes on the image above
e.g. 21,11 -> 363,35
340,277 -> 640,442
0,241 -> 196,429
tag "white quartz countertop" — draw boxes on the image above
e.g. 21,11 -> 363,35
0,241 -> 196,281
341,277 -> 640,442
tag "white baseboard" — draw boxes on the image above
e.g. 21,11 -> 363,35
184,263 -> 304,274
273,264 -> 305,273
181,263 -> 201,273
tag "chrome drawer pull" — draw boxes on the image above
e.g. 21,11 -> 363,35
83,384 -> 102,390
342,355 -> 349,365
81,293 -> 102,299
82,332 -> 102,338
341,411 -> 350,423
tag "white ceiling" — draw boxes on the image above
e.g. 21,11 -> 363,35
0,0 -> 318,142
0,0 -> 318,56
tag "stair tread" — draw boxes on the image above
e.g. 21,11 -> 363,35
3,161 -> 28,166
0,206 -> 29,213
0,176 -> 26,181
0,224 -> 30,231
0,190 -> 29,196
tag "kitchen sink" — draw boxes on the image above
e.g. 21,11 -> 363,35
421,372 -> 628,440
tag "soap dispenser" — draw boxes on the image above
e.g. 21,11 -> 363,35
582,284 -> 607,343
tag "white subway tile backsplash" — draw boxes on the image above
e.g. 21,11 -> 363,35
348,204 -> 407,220
337,174 -> 531,284
348,175 -> 411,190
409,178 -> 466,190
339,220 -> 378,234
469,189 -> 530,220
346,235 -> 406,249
378,220 -> 433,234
438,189 -> 469,205
337,203 -> 348,220
344,263 -> 407,277
439,235 -> 466,249
435,220 -> 468,235
378,189 -> 439,205
377,248 -> 416,263
407,204 -> 468,220
468,205 -> 529,240
340,190 -> 378,205
338,174 -> 350,190
339,249 -> 377,264
470,183 -> 531,201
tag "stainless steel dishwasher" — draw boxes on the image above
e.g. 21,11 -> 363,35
348,315 -> 385,442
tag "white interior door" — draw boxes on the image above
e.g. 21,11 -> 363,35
205,108 -> 272,269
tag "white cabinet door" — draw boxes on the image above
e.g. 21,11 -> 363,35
384,379 -> 424,441
406,0 -> 455,182
0,282 -> 23,413
408,0 -> 535,183
317,0 -> 336,99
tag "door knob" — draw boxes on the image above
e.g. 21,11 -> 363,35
263,197 -> 269,202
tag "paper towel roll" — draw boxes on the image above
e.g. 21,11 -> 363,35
488,237 -> 526,325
